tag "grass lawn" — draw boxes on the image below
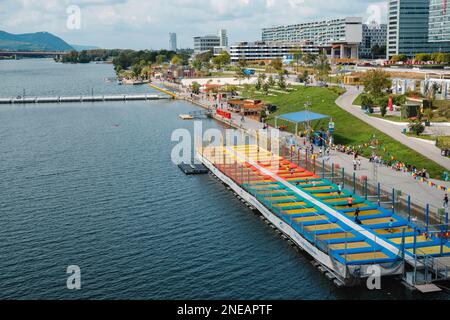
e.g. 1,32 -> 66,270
353,94 -> 363,106
242,86 -> 446,178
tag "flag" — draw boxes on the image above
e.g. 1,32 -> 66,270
389,96 -> 393,112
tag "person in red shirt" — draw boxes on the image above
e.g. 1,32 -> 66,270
347,195 -> 354,208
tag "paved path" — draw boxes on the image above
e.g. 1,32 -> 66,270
336,86 -> 450,171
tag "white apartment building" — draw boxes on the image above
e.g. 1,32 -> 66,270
229,41 -> 320,63
262,17 -> 363,59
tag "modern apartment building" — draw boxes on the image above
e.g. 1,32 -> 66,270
169,33 -> 177,51
193,35 -> 221,53
229,41 -> 320,63
429,0 -> 450,42
360,23 -> 387,58
261,17 -> 363,59
387,0 -> 450,58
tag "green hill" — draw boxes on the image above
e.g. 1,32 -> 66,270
0,31 -> 74,51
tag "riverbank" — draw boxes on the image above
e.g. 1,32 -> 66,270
159,79 -> 450,214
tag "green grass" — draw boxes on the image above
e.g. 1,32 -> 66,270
242,86 -> 446,178
353,94 -> 362,106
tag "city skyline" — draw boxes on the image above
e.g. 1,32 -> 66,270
0,0 -> 387,50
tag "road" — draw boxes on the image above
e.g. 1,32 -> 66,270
336,86 -> 450,171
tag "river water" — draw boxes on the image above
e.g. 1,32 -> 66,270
0,59 -> 446,299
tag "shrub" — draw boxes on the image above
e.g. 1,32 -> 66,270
408,121 -> 425,136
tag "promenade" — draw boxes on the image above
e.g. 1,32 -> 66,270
156,80 -> 450,212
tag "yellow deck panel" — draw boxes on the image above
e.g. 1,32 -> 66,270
265,196 -> 297,201
390,236 -> 431,245
323,198 -> 346,203
408,245 -> 450,255
329,242 -> 372,250
314,193 -> 337,197
343,251 -> 389,262
284,208 -> 318,215
317,232 -> 356,240
272,202 -> 308,207
374,227 -> 415,235
294,215 -> 328,223
362,217 -> 397,225
303,186 -> 335,191
257,190 -> 289,195
305,223 -> 341,232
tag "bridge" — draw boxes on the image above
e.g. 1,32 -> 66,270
0,51 -> 69,58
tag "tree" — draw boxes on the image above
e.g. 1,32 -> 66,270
278,74 -> 287,90
156,54 -> 166,65
314,54 -> 331,82
392,54 -> 408,63
131,60 -> 145,78
267,75 -> 275,87
289,48 -> 303,73
141,66 -> 153,80
255,74 -> 263,91
370,45 -> 386,59
211,51 -> 230,70
262,82 -> 270,95
302,53 -> 317,66
270,58 -> 283,72
191,82 -> 200,94
415,53 -> 431,62
361,69 -> 391,98
171,55 -> 183,66
408,120 -> 425,136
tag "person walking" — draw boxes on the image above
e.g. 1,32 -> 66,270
444,194 -> 449,210
337,183 -> 342,198
353,159 -> 357,171
347,195 -> 354,208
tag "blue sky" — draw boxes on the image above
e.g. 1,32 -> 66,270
0,0 -> 387,49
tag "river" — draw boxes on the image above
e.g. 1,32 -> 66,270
0,59 -> 445,299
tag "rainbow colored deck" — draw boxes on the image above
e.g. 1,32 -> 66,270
201,144 -> 450,266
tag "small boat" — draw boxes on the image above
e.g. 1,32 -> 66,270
179,114 -> 194,120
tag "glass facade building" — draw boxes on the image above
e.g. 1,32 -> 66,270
387,0 -> 450,58
429,0 -> 450,42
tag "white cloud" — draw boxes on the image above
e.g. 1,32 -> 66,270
0,0 -> 387,49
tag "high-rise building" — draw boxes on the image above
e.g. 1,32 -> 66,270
429,0 -> 450,42
169,33 -> 177,51
218,29 -> 228,47
387,0 -> 450,58
193,35 -> 221,53
360,23 -> 387,58
261,17 -> 363,59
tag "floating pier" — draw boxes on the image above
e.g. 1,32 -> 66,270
0,94 -> 167,104
197,144 -> 450,288
178,163 -> 209,175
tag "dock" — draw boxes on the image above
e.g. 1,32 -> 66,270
148,83 -> 178,99
197,144 -> 450,288
178,163 -> 209,175
0,94 -> 167,104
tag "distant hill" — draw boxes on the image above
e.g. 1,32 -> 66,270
0,31 -> 74,52
70,44 -> 100,51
